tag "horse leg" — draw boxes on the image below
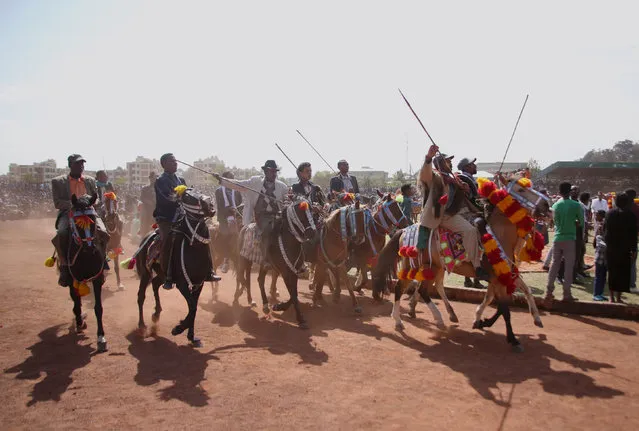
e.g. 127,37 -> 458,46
137,271 -> 151,330
473,283 -> 495,329
269,270 -> 279,303
186,284 -> 203,348
257,266 -> 270,315
474,285 -> 501,330
233,258 -> 248,305
341,267 -> 362,313
517,277 -> 543,328
93,278 -> 107,352
312,267 -> 326,306
408,281 -> 420,318
114,255 -> 124,290
417,282 -> 445,329
391,281 -> 404,330
69,286 -> 86,332
432,271 -> 458,323
151,275 -> 163,323
172,282 -> 197,343
331,268 -> 342,304
284,272 -> 307,329
499,300 -> 522,352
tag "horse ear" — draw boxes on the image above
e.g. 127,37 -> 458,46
385,193 -> 392,202
376,189 -> 384,198
90,193 -> 97,205
71,194 -> 78,206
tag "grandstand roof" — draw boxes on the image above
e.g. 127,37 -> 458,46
538,161 -> 639,177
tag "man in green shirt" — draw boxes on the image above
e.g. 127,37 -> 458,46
545,182 -> 585,302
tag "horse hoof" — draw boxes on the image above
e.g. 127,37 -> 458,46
354,306 -> 363,314
357,290 -> 365,297
250,301 -> 257,308
449,314 -> 459,323
97,342 -> 108,353
189,337 -> 203,348
76,321 -> 87,333
511,343 -> 524,353
171,325 -> 186,336
298,321 -> 309,330
152,313 -> 161,323
272,303 -> 282,312
262,305 -> 270,315
408,310 -> 416,319
118,283 -> 125,291
472,320 -> 482,330
395,322 -> 405,331
534,319 -> 544,328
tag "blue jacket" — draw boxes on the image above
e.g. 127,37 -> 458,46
153,172 -> 186,222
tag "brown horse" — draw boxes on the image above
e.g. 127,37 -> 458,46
236,197 -> 317,328
351,194 -> 410,292
102,193 -> 125,290
311,201 -> 367,312
372,178 -> 550,351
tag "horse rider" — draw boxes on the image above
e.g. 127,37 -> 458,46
51,154 -> 110,287
95,170 -> 116,219
330,159 -> 360,196
139,171 -> 157,236
215,171 -> 243,273
420,145 -> 487,280
456,156 -> 485,288
154,153 -> 220,290
213,160 -> 289,264
292,162 -> 326,207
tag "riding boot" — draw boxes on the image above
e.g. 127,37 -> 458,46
204,248 -> 221,282
163,235 -> 176,290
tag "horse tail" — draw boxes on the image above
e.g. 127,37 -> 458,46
236,227 -> 247,286
371,229 -> 402,298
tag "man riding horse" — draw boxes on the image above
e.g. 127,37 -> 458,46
420,145 -> 487,280
51,154 -> 110,287
154,153 -> 220,290
213,160 -> 289,264
215,171 -> 243,273
292,162 -> 325,207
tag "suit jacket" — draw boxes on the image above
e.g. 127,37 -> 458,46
457,172 -> 479,199
215,186 -> 243,226
291,181 -> 325,205
154,172 -> 186,222
219,176 -> 289,226
330,174 -> 359,194
51,174 -> 98,213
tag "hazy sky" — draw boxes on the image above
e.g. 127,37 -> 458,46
1,0 -> 637,178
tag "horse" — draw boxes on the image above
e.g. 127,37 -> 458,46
102,192 -> 125,290
128,187 -> 215,347
351,193 -> 410,292
61,194 -> 108,352
311,201 -> 368,312
372,176 -> 550,351
236,197 -> 317,328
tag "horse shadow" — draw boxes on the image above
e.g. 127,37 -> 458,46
125,331 -> 219,407
553,313 -> 637,336
4,324 -> 93,407
394,328 -> 624,405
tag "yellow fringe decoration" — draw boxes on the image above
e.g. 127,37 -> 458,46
174,185 -> 188,196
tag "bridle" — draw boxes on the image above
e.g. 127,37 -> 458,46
69,207 -> 97,247
364,200 -> 407,256
278,199 -> 317,274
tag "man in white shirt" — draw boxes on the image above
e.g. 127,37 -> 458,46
330,160 -> 360,195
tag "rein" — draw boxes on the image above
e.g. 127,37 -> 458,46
277,201 -> 316,274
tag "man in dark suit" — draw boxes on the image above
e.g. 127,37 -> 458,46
154,153 -> 220,289
456,156 -> 483,289
215,171 -> 243,273
330,159 -> 359,195
51,154 -> 107,286
291,162 -> 325,206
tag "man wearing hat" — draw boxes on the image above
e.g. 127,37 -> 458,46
330,159 -> 360,195
214,160 -> 289,260
456,156 -> 484,288
420,145 -> 486,280
51,154 -> 107,287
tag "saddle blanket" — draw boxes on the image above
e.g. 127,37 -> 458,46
146,233 -> 161,270
401,224 -> 466,273
240,223 -> 264,265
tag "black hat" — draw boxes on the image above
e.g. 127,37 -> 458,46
261,160 -> 281,171
457,157 -> 476,171
67,154 -> 86,166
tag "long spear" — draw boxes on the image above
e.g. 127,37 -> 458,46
498,94 -> 529,173
296,129 -> 337,174
275,143 -> 298,172
398,88 -> 438,147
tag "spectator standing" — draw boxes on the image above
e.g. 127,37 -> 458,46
592,210 -> 608,301
625,189 -> 639,293
545,182 -> 584,302
605,193 -> 638,303
399,184 -> 415,225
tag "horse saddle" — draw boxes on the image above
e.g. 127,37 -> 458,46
400,224 -> 466,274
240,223 -> 264,265
146,233 -> 162,270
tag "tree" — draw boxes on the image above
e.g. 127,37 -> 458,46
527,158 -> 541,176
312,171 -> 333,190
580,140 -> 639,162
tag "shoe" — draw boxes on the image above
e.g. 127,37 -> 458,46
542,266 -> 550,272
630,287 -> 639,294
163,280 -> 174,290
578,272 -> 591,278
592,295 -> 607,301
204,271 -> 221,282
464,277 -> 473,288
557,277 -> 564,284
561,296 -> 579,303
473,280 -> 485,289
475,266 -> 490,281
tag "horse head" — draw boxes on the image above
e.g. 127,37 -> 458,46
287,197 -> 317,241
504,175 -> 551,218
102,192 -> 120,231
376,193 -> 410,229
178,187 -> 216,219
350,200 -> 367,245
70,193 -> 99,247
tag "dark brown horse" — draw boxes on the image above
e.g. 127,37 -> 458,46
102,192 -> 125,290
60,194 -> 108,352
236,197 -> 317,328
127,188 -> 216,347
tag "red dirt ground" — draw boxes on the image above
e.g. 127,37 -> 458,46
1,219 -> 638,430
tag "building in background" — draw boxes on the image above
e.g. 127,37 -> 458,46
475,162 -> 528,173
8,159 -> 60,185
126,156 -> 162,186
350,167 -> 388,190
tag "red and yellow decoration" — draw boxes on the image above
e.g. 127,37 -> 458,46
73,280 -> 91,297
174,185 -> 188,196
299,201 -> 309,211
103,191 -> 117,201
519,231 -> 545,262
74,214 -> 94,230
397,266 -> 435,282
478,177 -> 535,238
482,233 -> 518,294
44,255 -> 57,267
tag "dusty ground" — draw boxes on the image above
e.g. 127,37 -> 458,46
1,219 -> 638,430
